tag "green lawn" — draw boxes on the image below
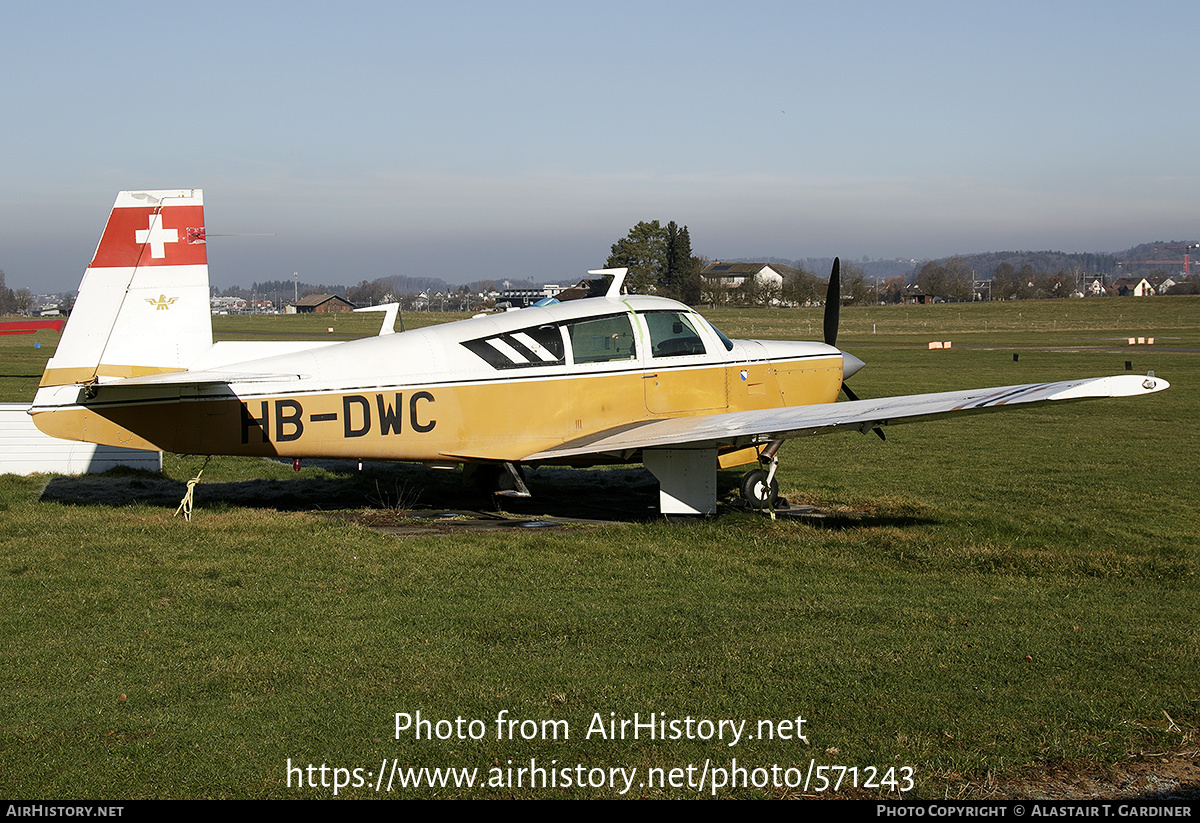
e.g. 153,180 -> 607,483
1,298 -> 1196,798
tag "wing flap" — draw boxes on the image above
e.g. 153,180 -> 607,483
523,374 -> 1169,461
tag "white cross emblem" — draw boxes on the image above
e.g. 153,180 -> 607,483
134,214 -> 179,259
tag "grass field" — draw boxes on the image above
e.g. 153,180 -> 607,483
1,298 -> 1196,799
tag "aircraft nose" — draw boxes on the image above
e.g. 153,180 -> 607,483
842,351 -> 866,379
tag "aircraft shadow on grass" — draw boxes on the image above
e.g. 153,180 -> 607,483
37,462 -> 657,521
37,461 -> 936,529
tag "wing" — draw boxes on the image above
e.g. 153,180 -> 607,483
523,374 -> 1169,461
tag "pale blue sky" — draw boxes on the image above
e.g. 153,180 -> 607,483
3,1 -> 1198,292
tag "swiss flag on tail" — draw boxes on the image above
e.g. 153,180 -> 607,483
90,190 -> 206,268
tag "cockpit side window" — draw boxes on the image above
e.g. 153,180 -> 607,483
641,311 -> 707,358
566,314 -> 637,364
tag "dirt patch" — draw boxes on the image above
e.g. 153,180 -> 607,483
787,746 -> 1200,800
967,746 -> 1200,801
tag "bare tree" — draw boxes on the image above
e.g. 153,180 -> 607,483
782,265 -> 822,307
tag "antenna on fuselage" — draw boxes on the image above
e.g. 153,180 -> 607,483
353,302 -> 402,336
587,267 -> 628,299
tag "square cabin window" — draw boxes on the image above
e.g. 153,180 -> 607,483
567,314 -> 637,364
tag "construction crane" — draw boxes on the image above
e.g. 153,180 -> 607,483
1119,243 -> 1200,278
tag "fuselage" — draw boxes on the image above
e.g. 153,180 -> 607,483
32,293 -> 847,466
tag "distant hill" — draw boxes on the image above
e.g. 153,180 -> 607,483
933,251 -> 1121,278
723,241 -> 1199,283
901,243 -> 1200,280
1113,241 -> 1200,274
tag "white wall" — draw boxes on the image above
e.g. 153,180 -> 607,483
0,404 -> 162,476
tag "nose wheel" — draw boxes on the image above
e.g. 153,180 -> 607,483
739,440 -> 783,516
740,468 -> 779,509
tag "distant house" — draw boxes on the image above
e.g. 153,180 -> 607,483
1086,278 -> 1107,297
1154,277 -> 1178,295
210,295 -> 247,314
701,262 -> 793,304
292,294 -> 356,313
701,262 -> 789,291
904,284 -> 932,305
1112,278 -> 1155,297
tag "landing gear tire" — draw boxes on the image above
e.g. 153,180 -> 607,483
740,469 -> 779,509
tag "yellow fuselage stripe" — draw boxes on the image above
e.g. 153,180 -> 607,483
32,357 -> 843,463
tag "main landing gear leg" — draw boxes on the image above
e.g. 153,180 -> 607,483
465,462 -> 531,498
739,440 -> 783,519
497,462 -> 531,498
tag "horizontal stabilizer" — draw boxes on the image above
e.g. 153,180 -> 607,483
107,370 -> 308,388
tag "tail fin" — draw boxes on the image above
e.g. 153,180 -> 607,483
39,189 -> 213,387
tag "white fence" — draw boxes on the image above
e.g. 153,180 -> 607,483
0,404 -> 162,475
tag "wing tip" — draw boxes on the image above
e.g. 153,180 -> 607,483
1051,374 -> 1170,400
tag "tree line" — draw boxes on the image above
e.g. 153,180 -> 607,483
0,269 -> 34,315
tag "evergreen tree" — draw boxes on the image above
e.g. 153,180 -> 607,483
662,222 -> 702,303
675,225 -> 702,305
664,221 -> 682,297
605,220 -> 668,293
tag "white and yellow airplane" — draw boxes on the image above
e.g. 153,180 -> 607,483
30,189 -> 1169,515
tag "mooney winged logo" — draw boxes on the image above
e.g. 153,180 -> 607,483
146,294 -> 178,311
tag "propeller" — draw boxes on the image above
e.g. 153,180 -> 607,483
824,258 -> 885,441
823,258 -> 840,348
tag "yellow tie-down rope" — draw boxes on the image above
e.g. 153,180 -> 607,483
173,458 -> 210,522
